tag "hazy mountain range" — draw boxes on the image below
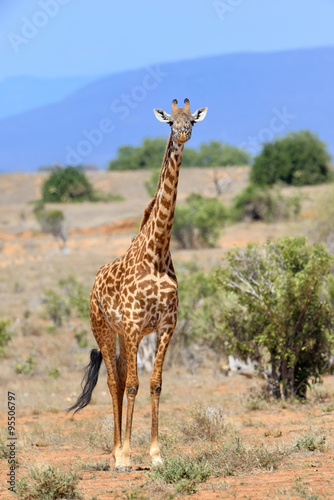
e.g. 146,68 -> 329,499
1,47 -> 333,172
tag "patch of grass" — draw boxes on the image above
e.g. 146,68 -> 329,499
21,423 -> 65,448
15,355 -> 37,375
322,402 -> 334,413
0,428 -> 8,459
46,367 -> 60,379
294,434 -> 327,452
74,329 -> 89,348
242,385 -> 271,411
0,319 -> 12,356
132,429 -> 151,448
16,465 -> 82,499
151,434 -> 285,493
241,418 -> 265,429
291,477 -> 322,499
179,403 -> 225,441
124,490 -> 150,500
202,436 -> 284,476
151,455 -> 211,494
87,416 -> 114,453
78,459 -> 110,471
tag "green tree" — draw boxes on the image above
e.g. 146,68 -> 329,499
42,166 -> 95,202
172,193 -> 227,248
216,237 -> 334,399
108,138 -> 169,170
251,130 -> 332,186
197,141 -> 251,166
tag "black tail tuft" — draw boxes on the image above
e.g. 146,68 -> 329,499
66,349 -> 103,415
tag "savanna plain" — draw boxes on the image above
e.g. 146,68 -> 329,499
0,167 -> 334,499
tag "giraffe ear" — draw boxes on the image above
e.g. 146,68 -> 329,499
153,108 -> 172,123
191,107 -> 208,123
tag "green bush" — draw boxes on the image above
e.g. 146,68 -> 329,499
176,266 -> 223,352
58,276 -> 90,320
144,168 -> 160,197
173,193 -> 227,248
15,356 -> 37,375
232,184 -> 301,222
216,237 -> 334,399
43,290 -> 70,327
42,167 -> 95,202
0,319 -> 12,356
43,276 -> 90,328
251,130 -> 332,186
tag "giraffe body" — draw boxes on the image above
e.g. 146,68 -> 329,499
68,99 -> 207,471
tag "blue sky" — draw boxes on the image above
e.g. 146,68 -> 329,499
1,0 -> 334,80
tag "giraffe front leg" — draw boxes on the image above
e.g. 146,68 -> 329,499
150,326 -> 174,467
116,327 -> 140,472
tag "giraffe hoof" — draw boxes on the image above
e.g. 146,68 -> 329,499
115,466 -> 132,473
151,455 -> 164,467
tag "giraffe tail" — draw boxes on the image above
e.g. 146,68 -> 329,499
66,349 -> 103,415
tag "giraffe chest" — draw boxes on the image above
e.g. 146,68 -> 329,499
94,264 -> 178,333
123,273 -> 178,319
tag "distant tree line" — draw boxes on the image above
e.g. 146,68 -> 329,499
108,138 -> 251,170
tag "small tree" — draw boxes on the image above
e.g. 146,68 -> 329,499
216,237 -> 334,399
42,166 -> 95,202
172,193 -> 227,248
34,202 -> 68,251
251,130 -> 332,186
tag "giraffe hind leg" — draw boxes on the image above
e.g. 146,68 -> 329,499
89,304 -> 124,467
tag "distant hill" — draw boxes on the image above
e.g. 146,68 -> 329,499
1,47 -> 333,172
0,75 -> 95,121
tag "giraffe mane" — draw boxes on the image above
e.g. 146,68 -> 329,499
139,132 -> 173,231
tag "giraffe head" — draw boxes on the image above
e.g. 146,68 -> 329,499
153,98 -> 207,143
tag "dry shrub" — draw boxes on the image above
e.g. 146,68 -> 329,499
180,403 -> 225,442
16,465 -> 82,500
87,416 -> 114,453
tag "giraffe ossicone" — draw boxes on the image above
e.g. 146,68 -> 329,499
67,98 -> 208,472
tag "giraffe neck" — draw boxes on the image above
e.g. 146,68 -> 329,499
143,134 -> 184,270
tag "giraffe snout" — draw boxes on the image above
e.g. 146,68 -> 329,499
176,128 -> 191,142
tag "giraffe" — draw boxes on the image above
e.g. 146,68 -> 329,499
67,98 -> 208,472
